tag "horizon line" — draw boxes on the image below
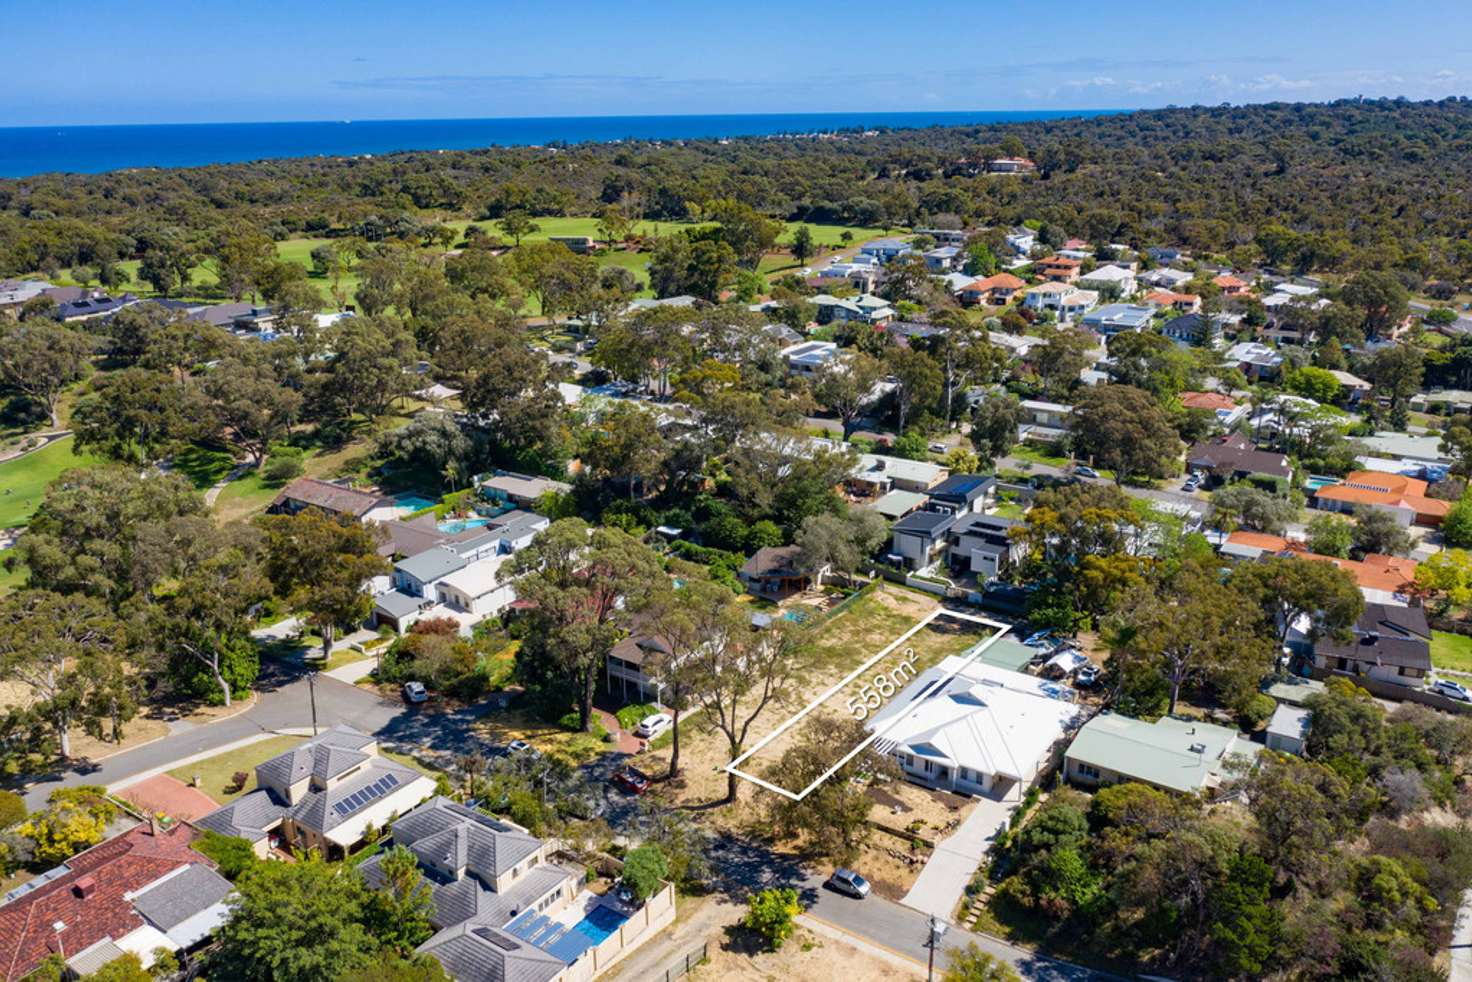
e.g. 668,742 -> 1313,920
0,107 -> 1130,132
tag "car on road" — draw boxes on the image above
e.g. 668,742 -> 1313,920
1073,465 -> 1100,479
633,712 -> 673,739
1431,678 -> 1472,702
611,766 -> 652,795
1075,664 -> 1102,689
401,681 -> 428,704
1182,474 -> 1201,492
825,868 -> 871,899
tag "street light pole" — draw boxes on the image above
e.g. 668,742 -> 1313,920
307,671 -> 319,736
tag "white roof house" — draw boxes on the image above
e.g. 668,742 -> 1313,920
867,655 -> 1082,796
851,453 -> 947,493
1140,267 -> 1194,290
1077,264 -> 1137,294
987,331 -> 1045,358
780,340 -> 840,375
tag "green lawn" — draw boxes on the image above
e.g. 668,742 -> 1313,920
42,217 -> 893,314
167,734 -> 307,805
0,436 -> 104,528
173,445 -> 237,489
1431,631 -> 1472,674
0,560 -> 26,596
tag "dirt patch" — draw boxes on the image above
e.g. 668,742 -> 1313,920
0,681 -> 252,763
693,923 -> 923,981
867,780 -> 975,840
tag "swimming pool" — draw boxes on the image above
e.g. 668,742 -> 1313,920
1303,475 -> 1340,491
437,516 -> 491,534
394,493 -> 438,512
571,904 -> 628,945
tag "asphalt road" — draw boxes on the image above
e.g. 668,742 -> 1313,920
18,658 -> 495,810
702,835 -> 1110,981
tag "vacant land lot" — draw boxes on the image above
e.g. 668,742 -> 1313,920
732,594 -> 995,796
639,585 -> 991,825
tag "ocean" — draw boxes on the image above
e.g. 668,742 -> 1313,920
0,110 -> 1114,179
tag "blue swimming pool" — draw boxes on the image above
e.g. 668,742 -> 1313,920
395,493 -> 438,512
571,904 -> 628,945
437,516 -> 491,534
1303,476 -> 1340,491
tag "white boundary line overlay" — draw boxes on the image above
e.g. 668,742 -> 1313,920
725,607 -> 1012,801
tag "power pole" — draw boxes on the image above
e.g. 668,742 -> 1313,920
307,671 -> 320,736
925,915 -> 947,982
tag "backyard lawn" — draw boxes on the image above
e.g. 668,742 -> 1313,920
0,436 -> 104,528
1431,631 -> 1472,674
167,734 -> 306,805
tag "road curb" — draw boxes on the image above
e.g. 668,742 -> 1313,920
798,914 -> 929,974
107,728 -> 312,794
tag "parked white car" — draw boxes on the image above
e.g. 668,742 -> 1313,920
1430,678 -> 1472,702
402,681 -> 428,704
634,712 -> 673,739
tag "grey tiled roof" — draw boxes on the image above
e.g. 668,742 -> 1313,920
255,725 -> 376,790
392,797 -> 542,879
132,864 -> 234,930
193,789 -> 285,843
419,923 -> 566,982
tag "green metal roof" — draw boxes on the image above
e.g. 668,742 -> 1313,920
1065,713 -> 1257,794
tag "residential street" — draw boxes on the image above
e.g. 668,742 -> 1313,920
18,658 -> 498,810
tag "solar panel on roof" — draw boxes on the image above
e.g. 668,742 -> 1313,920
472,927 -> 520,950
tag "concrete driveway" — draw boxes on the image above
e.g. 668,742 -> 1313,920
901,782 -> 1020,919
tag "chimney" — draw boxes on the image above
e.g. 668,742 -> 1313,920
73,876 -> 97,899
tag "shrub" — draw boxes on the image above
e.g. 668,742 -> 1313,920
743,888 -> 801,951
615,703 -> 660,732
20,803 -> 107,865
1237,692 -> 1278,730
261,446 -> 305,486
193,830 -> 258,880
622,844 -> 669,901
227,771 -> 250,793
0,790 -> 25,830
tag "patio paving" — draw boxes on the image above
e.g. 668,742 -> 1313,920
116,774 -> 221,822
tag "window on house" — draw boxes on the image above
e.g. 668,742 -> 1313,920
1077,763 -> 1101,779
923,760 -> 933,774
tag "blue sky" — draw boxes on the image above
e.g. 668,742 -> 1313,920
7,0 -> 1472,125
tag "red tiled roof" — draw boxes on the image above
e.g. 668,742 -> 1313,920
1180,391 -> 1237,411
1039,256 -> 1081,268
1223,531 -> 1419,594
1142,290 -> 1200,306
0,824 -> 209,982
1213,274 -> 1248,288
1313,471 -> 1451,523
963,273 -> 1025,293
